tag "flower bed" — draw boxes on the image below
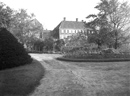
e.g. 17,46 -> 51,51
64,53 -> 130,59
59,49 -> 130,62
57,56 -> 130,62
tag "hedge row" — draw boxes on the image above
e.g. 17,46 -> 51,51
56,57 -> 130,62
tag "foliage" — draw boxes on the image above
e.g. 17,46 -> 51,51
54,39 -> 65,51
65,32 -> 88,47
0,28 -> 32,70
88,27 -> 114,48
86,0 -> 130,49
101,48 -> 119,54
43,37 -> 54,51
10,9 -> 44,45
0,2 -> 13,28
61,32 -> 99,53
63,50 -> 130,59
61,32 -> 88,53
32,39 -> 44,52
118,43 -> 130,53
0,1 -> 44,52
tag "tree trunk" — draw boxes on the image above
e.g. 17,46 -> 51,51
114,31 -> 118,49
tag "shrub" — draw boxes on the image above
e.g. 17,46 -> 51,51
101,48 -> 120,54
118,44 -> 130,54
63,48 -> 130,59
0,28 -> 33,70
101,48 -> 114,54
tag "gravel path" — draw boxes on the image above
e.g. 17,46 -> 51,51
29,54 -> 130,96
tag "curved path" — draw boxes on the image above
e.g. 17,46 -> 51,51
29,54 -> 130,96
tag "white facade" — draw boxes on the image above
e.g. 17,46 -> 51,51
59,28 -> 93,39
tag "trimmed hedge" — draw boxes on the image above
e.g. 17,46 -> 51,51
56,57 -> 130,62
59,49 -> 130,62
64,53 -> 130,59
0,28 -> 33,70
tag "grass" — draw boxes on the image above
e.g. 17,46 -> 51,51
0,59 -> 45,96
30,54 -> 130,96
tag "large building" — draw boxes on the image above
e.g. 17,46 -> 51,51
52,17 -> 93,39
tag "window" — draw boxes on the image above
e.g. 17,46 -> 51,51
72,30 -> 74,33
61,30 -> 64,33
67,30 -> 69,33
64,30 -> 66,33
69,30 -> 72,33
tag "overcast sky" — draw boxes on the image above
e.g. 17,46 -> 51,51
0,0 -> 128,30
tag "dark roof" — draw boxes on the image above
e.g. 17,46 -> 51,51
59,21 -> 86,29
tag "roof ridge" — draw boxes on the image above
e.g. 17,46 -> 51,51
60,20 -> 86,29
62,20 -> 83,23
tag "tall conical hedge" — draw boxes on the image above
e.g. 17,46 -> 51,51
0,28 -> 33,70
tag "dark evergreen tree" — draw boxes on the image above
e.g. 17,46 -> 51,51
0,28 -> 32,70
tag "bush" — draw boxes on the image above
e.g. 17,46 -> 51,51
118,44 -> 130,54
61,46 -> 81,53
0,28 -> 33,70
63,49 -> 130,59
101,48 -> 114,54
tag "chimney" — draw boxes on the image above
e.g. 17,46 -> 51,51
76,18 -> 78,22
82,20 -> 84,22
63,17 -> 66,21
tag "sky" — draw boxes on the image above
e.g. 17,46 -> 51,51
0,0 -> 128,30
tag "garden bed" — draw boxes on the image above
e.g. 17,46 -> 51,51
57,53 -> 130,62
57,57 -> 130,62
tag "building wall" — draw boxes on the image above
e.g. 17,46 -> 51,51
59,28 -> 93,39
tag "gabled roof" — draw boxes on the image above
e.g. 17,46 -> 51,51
59,21 -> 86,29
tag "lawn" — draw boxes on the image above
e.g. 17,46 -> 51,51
29,54 -> 130,96
0,59 -> 44,96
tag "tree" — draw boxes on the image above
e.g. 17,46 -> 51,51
88,27 -> 115,48
44,37 -> 54,51
54,39 -> 65,51
0,2 -> 13,28
65,32 -> 88,47
10,9 -> 33,42
0,28 -> 32,70
10,9 -> 44,48
86,0 -> 130,49
33,39 -> 44,52
62,32 -> 90,53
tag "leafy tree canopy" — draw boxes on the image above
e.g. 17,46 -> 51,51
86,0 -> 130,49
0,2 -> 13,28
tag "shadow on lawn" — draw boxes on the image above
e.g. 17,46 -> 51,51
0,59 -> 45,96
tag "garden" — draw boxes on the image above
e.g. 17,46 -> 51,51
57,31 -> 130,62
59,48 -> 130,62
